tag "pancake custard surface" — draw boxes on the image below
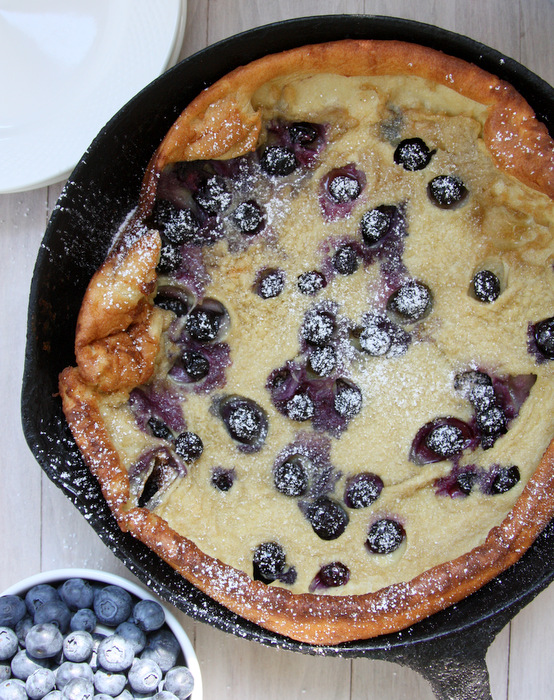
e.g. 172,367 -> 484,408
59,40 -> 554,644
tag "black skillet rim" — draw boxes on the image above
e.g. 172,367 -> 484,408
21,14 -> 554,656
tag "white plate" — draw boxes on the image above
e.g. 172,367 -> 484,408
0,0 -> 187,193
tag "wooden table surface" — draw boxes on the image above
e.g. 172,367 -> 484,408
1,1 -> 553,698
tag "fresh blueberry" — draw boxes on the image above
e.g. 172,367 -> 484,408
219,396 -> 268,448
288,122 -> 319,145
156,242 -> 182,275
344,472 -> 384,508
154,691 -> 180,700
490,466 -> 521,495
366,519 -> 406,554
96,635 -> 134,673
128,658 -> 162,694
42,692 -> 62,700
387,280 -> 433,322
427,175 -> 468,208
252,542 -> 286,584
133,601 -> 165,634
93,587 -> 132,628
333,379 -> 362,419
114,623 -> 146,655
25,587 -> 60,618
55,663 -> 93,690
14,617 -> 32,646
25,624 -> 63,659
148,416 -> 173,440
393,137 -> 435,171
232,200 -> 264,235
534,317 -> 554,359
255,268 -> 285,299
327,173 -> 362,203
211,467 -> 235,492
140,630 -> 180,673
332,244 -> 359,275
69,610 -> 96,635
306,497 -> 349,540
58,581 -> 94,613
311,562 -> 350,590
297,270 -> 326,296
0,667 -> 12,684
0,679 -> 27,700
93,669 -> 126,697
273,456 -> 309,497
425,423 -> 467,459
33,601 -> 71,634
25,668 -> 56,700
360,205 -> 397,246
163,666 -> 195,700
0,629 -> 18,662
10,650 -> 49,681
59,677 -> 94,700
181,351 -> 210,381
63,632 -> 93,663
193,175 -> 231,214
260,145 -> 297,176
471,270 -> 501,303
174,432 -> 203,463
185,307 -> 222,343
301,311 -> 336,346
308,346 -> 337,377
285,391 -> 315,422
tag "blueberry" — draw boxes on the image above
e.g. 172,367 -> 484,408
140,630 -> 180,673
93,587 -> 132,628
301,311 -> 335,346
219,396 -> 268,447
55,663 -> 93,690
357,319 -> 392,356
0,597 -> 26,630
288,122 -> 319,145
252,542 -> 286,583
471,270 -> 501,303
394,137 -> 435,171
25,624 -> 63,659
534,316 -> 554,359
193,175 -> 231,214
306,497 -> 349,540
174,432 -> 203,462
14,617 -> 32,646
232,200 -> 264,235
327,173 -> 362,203
425,423 -> 467,459
25,587 -> 60,618
387,280 -> 432,323
285,391 -> 314,422
114,623 -> 146,655
476,406 -> 507,437
163,666 -> 195,700
58,581 -> 94,613
332,244 -> 359,275
10,650 -> 49,681
25,668 -> 56,700
255,268 -> 285,299
308,346 -> 337,377
93,669 -> 126,697
297,270 -> 326,296
148,416 -> 173,440
344,472 -> 384,508
0,679 -> 26,700
411,418 -> 474,465
157,242 -> 182,275
490,466 -> 520,495
154,294 -> 189,317
260,146 -> 297,176
360,205 -> 397,246
185,307 -> 222,343
96,635 -> 134,673
333,379 -> 362,419
63,632 -> 93,663
42,692 -> 62,700
128,658 -> 162,694
315,562 -> 350,589
427,175 -> 468,208
59,677 -> 94,700
210,467 -> 235,492
154,691 -> 180,700
161,207 -> 200,246
181,351 -> 210,381
273,456 -> 309,497
33,601 -> 71,634
456,471 -> 477,495
133,601 -> 165,634
366,519 -> 406,554
0,667 -> 11,684
0,629 -> 18,662
69,610 -> 96,635
454,370 -> 492,401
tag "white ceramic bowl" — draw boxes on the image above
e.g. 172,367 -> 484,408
2,568 -> 202,700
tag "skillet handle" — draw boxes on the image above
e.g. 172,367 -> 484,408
408,651 -> 492,700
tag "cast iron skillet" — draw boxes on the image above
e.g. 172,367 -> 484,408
21,15 -> 554,700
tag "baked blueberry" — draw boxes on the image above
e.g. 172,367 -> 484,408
387,280 -> 433,322
344,472 -> 384,508
534,316 -> 554,359
490,465 -> 520,494
311,562 -> 350,591
360,205 -> 397,246
393,137 -> 435,171
185,301 -> 227,342
476,406 -> 507,437
411,417 -> 475,464
333,379 -> 362,419
255,268 -> 285,299
232,200 -> 264,235
366,519 -> 406,554
157,241 -> 182,274
154,286 -> 191,317
288,122 -> 319,145
174,432 -> 204,462
211,467 -> 235,492
425,423 -> 467,459
308,346 -> 337,377
297,270 -> 326,295
147,417 -> 172,440
193,175 -> 232,214
182,351 -> 210,381
332,244 -> 359,275
260,145 -> 298,176
471,270 -> 501,303
427,175 -> 468,208
327,173 -> 362,203
220,396 -> 268,448
306,497 -> 349,540
285,391 -> 315,422
456,471 -> 477,496
454,370 -> 493,399
273,455 -> 309,497
356,319 -> 392,357
162,207 -> 200,246
301,311 -> 336,346
252,542 -> 286,583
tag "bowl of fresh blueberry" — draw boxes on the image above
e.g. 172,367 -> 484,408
0,569 -> 202,700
